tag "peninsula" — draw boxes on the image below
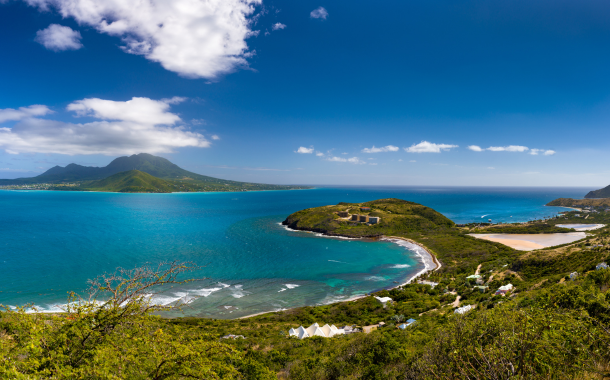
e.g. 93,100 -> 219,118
282,198 -> 521,272
0,153 -> 309,193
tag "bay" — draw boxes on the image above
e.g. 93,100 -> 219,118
0,186 -> 587,318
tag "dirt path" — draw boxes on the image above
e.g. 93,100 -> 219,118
475,264 -> 482,275
452,295 -> 461,308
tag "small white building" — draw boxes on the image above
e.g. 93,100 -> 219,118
375,296 -> 393,307
454,305 -> 474,314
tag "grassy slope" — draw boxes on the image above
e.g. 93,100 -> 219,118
547,197 -> 610,207
82,170 -> 178,193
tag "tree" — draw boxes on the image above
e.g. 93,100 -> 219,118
0,261 -> 273,379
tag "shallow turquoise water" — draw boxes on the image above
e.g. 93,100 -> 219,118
0,186 -> 588,318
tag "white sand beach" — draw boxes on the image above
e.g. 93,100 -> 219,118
381,236 -> 441,284
469,232 -> 586,251
557,224 -> 605,231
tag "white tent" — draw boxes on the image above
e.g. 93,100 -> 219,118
321,324 -> 333,337
305,322 -> 320,336
311,326 -> 326,337
296,326 -> 309,339
289,323 -> 346,339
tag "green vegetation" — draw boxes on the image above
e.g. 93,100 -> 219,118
468,222 -> 574,234
3,260 -> 610,379
82,170 -> 178,193
586,184 -> 610,199
547,197 -> 610,208
0,153 -> 310,193
3,198 -> 610,378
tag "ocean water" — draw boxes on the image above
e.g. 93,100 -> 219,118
0,186 -> 589,318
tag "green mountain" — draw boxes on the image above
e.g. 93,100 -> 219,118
82,170 -> 178,193
585,184 -> 610,199
0,153 -> 308,192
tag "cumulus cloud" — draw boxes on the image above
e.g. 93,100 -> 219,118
211,135 -> 220,140
362,145 -> 399,153
0,97 -> 211,155
327,156 -> 365,164
25,0 -> 262,79
486,145 -> 528,152
67,97 -> 184,125
296,146 -> 314,154
467,145 -> 483,152
0,105 -> 52,123
35,24 -> 83,51
315,151 -> 324,157
530,149 -> 556,156
310,6 -> 328,20
272,22 -> 287,30
405,141 -> 458,153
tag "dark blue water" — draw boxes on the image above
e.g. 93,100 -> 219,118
0,186 -> 588,318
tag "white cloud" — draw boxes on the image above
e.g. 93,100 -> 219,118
0,105 -> 52,123
272,23 -> 287,30
487,167 -> 495,169
296,146 -> 314,154
25,0 -> 262,79
486,145 -> 528,152
471,145 -> 554,155
327,156 -> 365,164
362,145 -> 399,153
310,6 -> 328,20
530,149 -> 556,156
315,151 -> 324,157
35,24 -> 83,51
67,97 -> 184,125
0,97 -> 210,155
191,119 -> 207,125
369,162 -> 378,166
211,135 -> 220,140
405,141 -> 458,153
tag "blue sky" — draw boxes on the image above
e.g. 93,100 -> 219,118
1,0 -> 610,186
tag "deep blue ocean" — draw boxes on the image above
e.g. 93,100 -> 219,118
0,186 -> 589,318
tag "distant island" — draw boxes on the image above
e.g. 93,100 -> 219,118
0,153 -> 310,193
585,183 -> 610,199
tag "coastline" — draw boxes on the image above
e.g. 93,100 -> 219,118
381,236 -> 441,286
237,226 -> 442,320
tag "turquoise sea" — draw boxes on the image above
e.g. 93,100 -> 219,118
0,186 -> 589,318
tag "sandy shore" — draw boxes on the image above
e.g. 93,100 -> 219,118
237,232 -> 441,319
469,232 -> 586,251
557,223 -> 605,231
381,236 -> 441,285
